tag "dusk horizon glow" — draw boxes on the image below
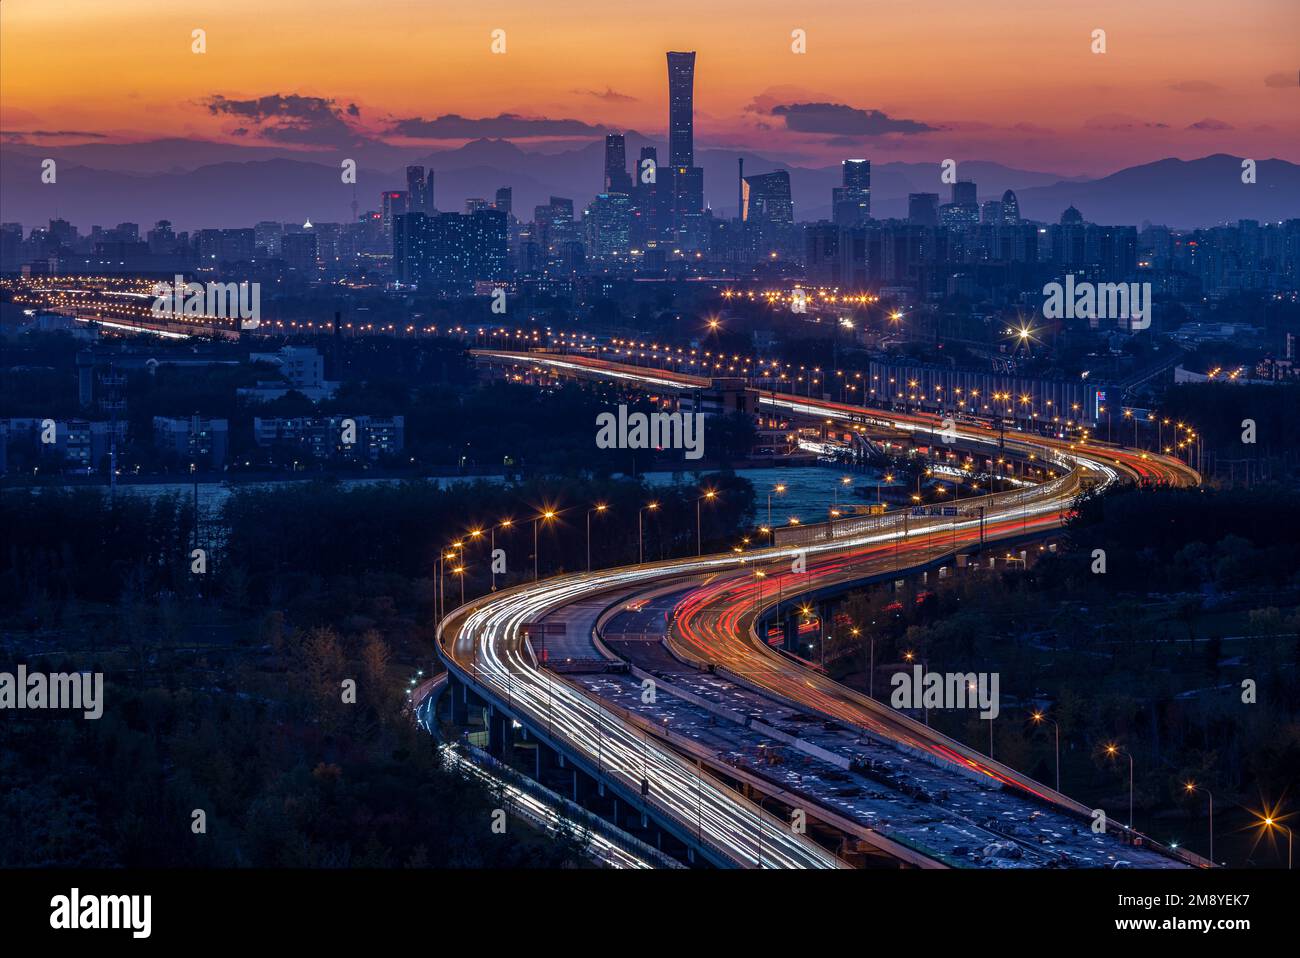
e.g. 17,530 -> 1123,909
3,0 -> 1297,175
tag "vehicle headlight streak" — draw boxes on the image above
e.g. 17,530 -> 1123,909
448,351 -> 1197,865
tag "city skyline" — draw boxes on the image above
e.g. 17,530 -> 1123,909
2,1 -> 1298,176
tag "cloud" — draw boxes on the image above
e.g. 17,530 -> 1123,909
767,102 -> 937,136
745,86 -> 829,115
204,93 -> 363,147
1168,80 -> 1222,94
1187,117 -> 1233,131
571,87 -> 637,103
1264,72 -> 1295,89
385,112 -> 608,139
1083,113 -> 1169,132
0,129 -> 108,139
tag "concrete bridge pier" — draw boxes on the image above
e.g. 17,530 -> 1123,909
448,674 -> 469,726
487,707 -> 512,757
782,615 -> 800,653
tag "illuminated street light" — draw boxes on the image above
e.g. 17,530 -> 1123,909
639,502 -> 659,564
1182,782 -> 1214,864
587,503 -> 609,572
1031,710 -> 1061,793
1104,743 -> 1135,829
696,490 -> 718,556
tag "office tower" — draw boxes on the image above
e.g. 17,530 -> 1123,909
672,166 -> 705,217
632,147 -> 662,246
465,198 -> 491,214
908,193 -> 939,227
407,166 -> 434,216
842,158 -> 870,192
981,200 -> 1003,225
952,180 -> 977,207
584,192 -> 633,259
737,158 -> 744,221
381,190 -> 408,245
604,133 -> 632,193
742,171 -> 793,225
666,52 -> 696,167
494,187 -> 513,217
1001,189 -> 1020,225
833,158 -> 871,228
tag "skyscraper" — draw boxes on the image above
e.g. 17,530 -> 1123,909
1001,189 -> 1020,225
406,166 -> 433,216
604,133 -> 632,193
742,172 -> 793,225
381,191 -> 408,246
494,187 -> 513,217
666,52 -> 696,168
952,180 -> 977,207
908,193 -> 939,227
833,159 -> 871,227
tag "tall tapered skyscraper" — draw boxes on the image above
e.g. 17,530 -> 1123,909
604,133 -> 631,193
666,51 -> 695,168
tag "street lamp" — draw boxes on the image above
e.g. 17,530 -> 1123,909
587,503 -> 608,572
1183,782 -> 1214,865
1104,743 -> 1135,830
696,490 -> 717,557
1031,710 -> 1061,793
490,518 -> 513,591
767,484 -> 786,538
533,509 -> 556,580
835,475 -> 851,508
639,502 -> 659,564
1258,811 -> 1292,869
877,472 -> 893,506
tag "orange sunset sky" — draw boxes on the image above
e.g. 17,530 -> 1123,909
2,0 -> 1297,174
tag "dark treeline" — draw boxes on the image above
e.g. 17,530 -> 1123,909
220,472 -> 756,607
827,484 -> 1300,865
0,472 -> 756,866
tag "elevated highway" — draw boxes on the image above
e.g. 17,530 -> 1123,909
437,349 -> 1203,867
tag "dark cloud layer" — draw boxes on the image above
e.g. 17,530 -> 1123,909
386,113 -> 608,139
204,94 -> 362,147
571,87 -> 637,103
767,102 -> 936,136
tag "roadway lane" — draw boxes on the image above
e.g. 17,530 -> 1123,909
445,350 -> 1201,866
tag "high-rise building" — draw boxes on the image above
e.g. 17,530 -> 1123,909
908,193 -> 939,227
742,172 -> 793,226
584,192 -> 633,258
1001,189 -> 1020,225
604,133 -> 632,193
494,187 -> 513,217
381,191 -> 408,245
952,181 -> 977,207
468,208 -> 508,281
282,232 -> 318,277
393,212 -> 430,285
833,158 -> 871,227
406,166 -> 433,216
254,221 -> 283,257
666,52 -> 696,167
